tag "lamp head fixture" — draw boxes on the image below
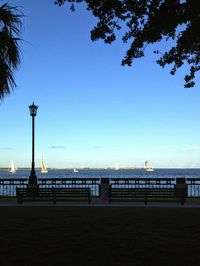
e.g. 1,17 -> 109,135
29,102 -> 38,116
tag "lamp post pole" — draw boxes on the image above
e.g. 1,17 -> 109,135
29,102 -> 38,187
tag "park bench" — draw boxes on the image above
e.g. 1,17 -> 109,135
108,186 -> 186,205
16,187 -> 91,204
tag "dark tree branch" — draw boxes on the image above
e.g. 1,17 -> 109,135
55,0 -> 200,88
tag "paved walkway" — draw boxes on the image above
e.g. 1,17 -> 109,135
1,199 -> 200,207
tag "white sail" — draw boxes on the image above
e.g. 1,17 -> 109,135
41,157 -> 48,173
73,168 -> 78,172
115,164 -> 119,170
144,161 -> 148,169
8,160 -> 16,174
144,160 -> 154,171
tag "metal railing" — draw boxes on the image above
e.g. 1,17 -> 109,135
38,178 -> 100,197
110,178 -> 200,198
1,177 -> 200,199
0,178 -> 28,197
186,178 -> 200,197
0,178 -> 100,198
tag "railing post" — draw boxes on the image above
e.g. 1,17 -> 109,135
176,178 -> 186,205
100,177 -> 110,202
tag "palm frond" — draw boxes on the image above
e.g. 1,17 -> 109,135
0,3 -> 23,99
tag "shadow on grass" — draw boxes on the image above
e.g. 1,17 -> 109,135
0,207 -> 200,266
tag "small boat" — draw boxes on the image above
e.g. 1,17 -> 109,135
73,168 -> 79,173
8,160 -> 17,174
146,168 -> 154,172
144,160 -> 154,171
41,156 -> 48,173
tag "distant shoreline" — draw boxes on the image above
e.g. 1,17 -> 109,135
0,167 -> 145,170
0,167 -> 200,170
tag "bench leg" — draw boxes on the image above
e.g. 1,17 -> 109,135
181,197 -> 185,205
17,196 -> 22,204
52,193 -> 56,204
145,193 -> 147,205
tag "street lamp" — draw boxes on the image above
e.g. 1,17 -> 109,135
29,102 -> 38,187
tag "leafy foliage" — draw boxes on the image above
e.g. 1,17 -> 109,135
55,0 -> 200,88
0,3 -> 22,99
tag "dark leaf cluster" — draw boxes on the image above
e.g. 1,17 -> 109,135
0,3 -> 23,99
55,0 -> 200,88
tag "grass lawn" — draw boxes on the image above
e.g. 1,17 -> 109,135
0,206 -> 200,266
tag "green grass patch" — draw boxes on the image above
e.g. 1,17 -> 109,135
0,207 -> 200,266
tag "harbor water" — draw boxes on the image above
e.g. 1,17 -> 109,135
0,168 -> 200,179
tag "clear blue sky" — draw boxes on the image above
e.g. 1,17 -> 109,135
1,0 -> 200,168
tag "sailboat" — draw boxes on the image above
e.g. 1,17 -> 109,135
41,156 -> 48,173
8,160 -> 16,174
115,164 -> 119,170
73,168 -> 79,173
144,160 -> 154,171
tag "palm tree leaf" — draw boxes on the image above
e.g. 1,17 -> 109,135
0,3 -> 23,99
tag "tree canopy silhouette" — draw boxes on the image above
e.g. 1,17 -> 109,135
0,3 -> 22,99
55,0 -> 200,88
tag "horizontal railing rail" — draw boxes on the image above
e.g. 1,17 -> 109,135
110,178 -> 176,188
